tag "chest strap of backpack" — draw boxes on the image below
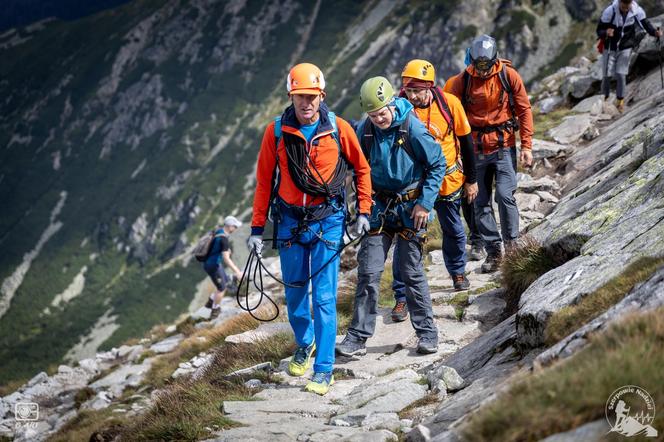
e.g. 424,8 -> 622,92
464,67 -> 519,150
431,86 -> 455,139
360,113 -> 416,163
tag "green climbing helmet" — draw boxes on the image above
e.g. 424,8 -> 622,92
359,76 -> 395,113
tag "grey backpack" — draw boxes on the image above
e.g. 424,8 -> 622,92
193,228 -> 224,262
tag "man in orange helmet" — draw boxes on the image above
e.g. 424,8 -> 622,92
387,60 -> 477,323
248,63 -> 372,395
445,35 -> 534,273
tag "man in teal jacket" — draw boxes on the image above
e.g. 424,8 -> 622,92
336,76 -> 445,356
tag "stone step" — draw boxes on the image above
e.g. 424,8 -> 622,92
222,398 -> 340,418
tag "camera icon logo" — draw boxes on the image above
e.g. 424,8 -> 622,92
14,402 -> 39,421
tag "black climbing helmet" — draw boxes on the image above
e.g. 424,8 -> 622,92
469,34 -> 498,72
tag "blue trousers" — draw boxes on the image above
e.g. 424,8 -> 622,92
277,209 -> 344,373
393,197 -> 467,302
475,148 -> 519,255
203,256 -> 228,291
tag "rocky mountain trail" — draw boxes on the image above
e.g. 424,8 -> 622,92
206,252 -> 506,441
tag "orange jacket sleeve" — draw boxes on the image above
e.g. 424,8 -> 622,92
336,118 -> 372,215
443,73 -> 464,100
506,67 -> 534,150
250,121 -> 278,234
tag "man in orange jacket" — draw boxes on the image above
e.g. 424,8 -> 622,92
445,35 -> 534,273
388,59 -> 478,322
248,63 -> 372,395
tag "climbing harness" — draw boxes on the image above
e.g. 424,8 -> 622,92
236,226 -> 368,322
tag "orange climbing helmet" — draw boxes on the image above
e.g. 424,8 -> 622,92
401,59 -> 435,88
286,63 -> 326,95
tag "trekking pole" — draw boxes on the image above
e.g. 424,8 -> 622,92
658,28 -> 663,89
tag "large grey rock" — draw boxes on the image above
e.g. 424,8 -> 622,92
90,360 -> 152,392
539,419 -> 607,442
571,95 -> 603,115
525,109 -> 664,355
426,366 -> 465,394
464,291 -> 507,326
81,391 -> 114,411
538,96 -> 563,114
517,253 -> 634,348
361,412 -> 401,432
548,114 -> 593,144
224,322 -> 291,344
149,333 -> 184,353
535,267 -> 664,368
531,139 -> 572,160
561,74 -> 597,99
333,369 -> 428,425
517,175 -> 560,193
515,193 -> 541,211
636,14 -> 664,62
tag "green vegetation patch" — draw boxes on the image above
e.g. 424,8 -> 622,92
501,236 -> 574,312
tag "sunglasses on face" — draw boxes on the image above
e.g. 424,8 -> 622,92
473,58 -> 494,72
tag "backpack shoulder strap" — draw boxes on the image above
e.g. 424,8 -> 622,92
462,71 -> 472,107
398,113 -> 417,162
431,86 -> 455,137
498,66 -> 517,119
360,117 -> 373,162
328,111 -> 338,133
273,116 -> 282,147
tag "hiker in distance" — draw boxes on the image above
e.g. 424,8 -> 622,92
203,216 -> 244,320
597,0 -> 663,112
248,63 -> 372,395
336,76 -> 445,357
445,34 -> 534,273
388,59 -> 478,323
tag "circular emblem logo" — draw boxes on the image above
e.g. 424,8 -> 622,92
606,385 -> 658,438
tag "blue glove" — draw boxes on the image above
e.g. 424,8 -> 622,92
247,235 -> 264,257
356,215 -> 370,237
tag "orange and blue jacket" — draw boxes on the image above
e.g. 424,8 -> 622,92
444,60 -> 533,153
251,104 -> 372,235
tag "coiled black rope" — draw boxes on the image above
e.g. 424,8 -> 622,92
235,228 -> 370,322
282,132 -> 348,199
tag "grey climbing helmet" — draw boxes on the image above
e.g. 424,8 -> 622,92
469,34 -> 498,72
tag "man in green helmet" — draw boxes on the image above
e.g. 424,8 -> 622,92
336,76 -> 445,356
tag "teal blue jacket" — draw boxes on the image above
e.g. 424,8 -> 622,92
355,97 -> 445,211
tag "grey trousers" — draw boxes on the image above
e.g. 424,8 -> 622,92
347,233 -> 438,342
475,147 -> 519,255
601,49 -> 631,99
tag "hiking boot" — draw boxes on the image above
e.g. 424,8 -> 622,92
452,274 -> 470,291
469,244 -> 486,261
204,298 -> 213,309
481,253 -> 501,274
335,336 -> 367,357
209,307 -> 221,320
391,300 -> 408,322
288,342 -> 316,377
305,372 -> 335,395
615,98 -> 625,113
416,337 -> 439,354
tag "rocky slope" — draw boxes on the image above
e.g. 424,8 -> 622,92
1,0 -> 623,386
